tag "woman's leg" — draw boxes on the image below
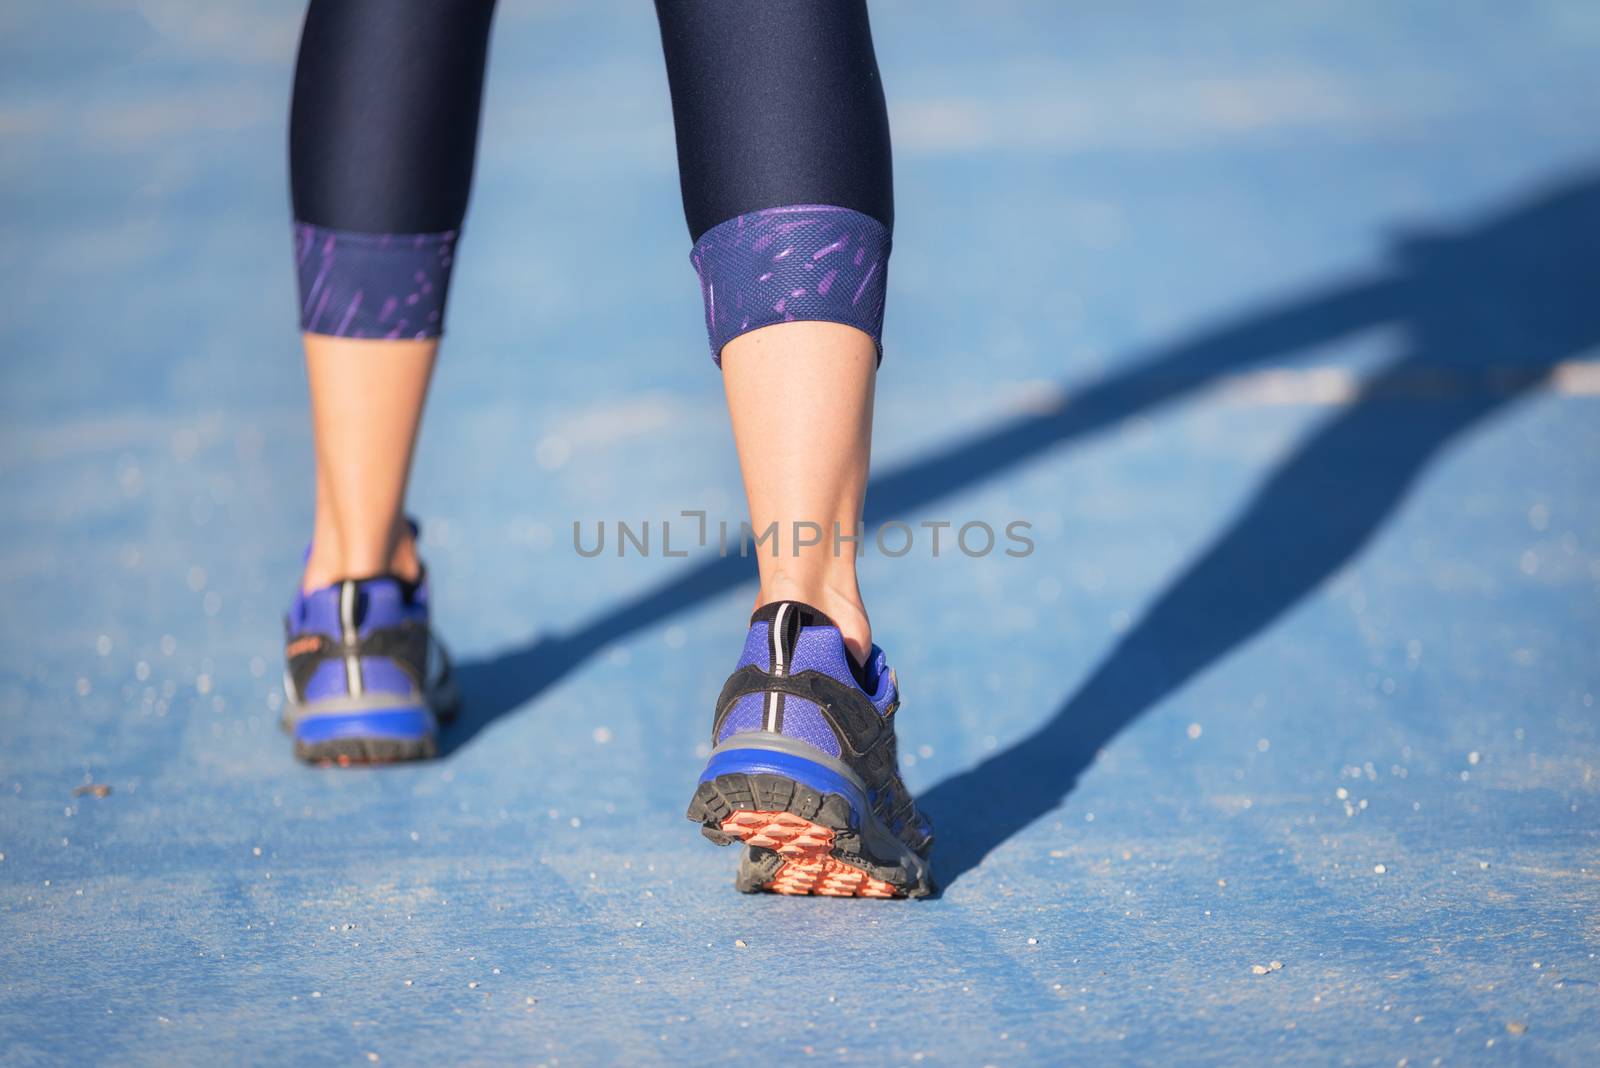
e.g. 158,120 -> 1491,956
661,3 -> 933,897
283,0 -> 494,763
290,0 -> 496,589
655,0 -> 894,664
303,338 -> 434,588
721,323 -> 877,662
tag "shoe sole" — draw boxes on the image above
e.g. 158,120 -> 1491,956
686,749 -> 933,898
293,732 -> 438,766
286,688 -> 460,767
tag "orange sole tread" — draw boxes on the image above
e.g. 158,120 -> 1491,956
718,809 -> 900,898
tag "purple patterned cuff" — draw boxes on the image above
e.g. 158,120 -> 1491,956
293,223 -> 458,340
690,204 -> 890,366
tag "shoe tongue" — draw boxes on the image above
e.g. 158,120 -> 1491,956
749,600 -> 836,631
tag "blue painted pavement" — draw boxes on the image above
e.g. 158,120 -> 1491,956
2,2 -> 1597,1064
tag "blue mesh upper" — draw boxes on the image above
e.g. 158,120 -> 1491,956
359,657 -> 417,699
715,611 -> 897,755
776,697 -> 843,757
301,659 -> 349,703
789,627 -> 853,685
735,622 -> 770,671
287,575 -> 427,642
716,693 -> 765,744
286,575 -> 429,705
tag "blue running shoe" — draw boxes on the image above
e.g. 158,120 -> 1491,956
282,565 -> 458,765
686,601 -> 934,897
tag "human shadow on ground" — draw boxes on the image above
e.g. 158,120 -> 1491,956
451,174 -> 1600,893
924,173 -> 1600,886
448,236 -> 1401,751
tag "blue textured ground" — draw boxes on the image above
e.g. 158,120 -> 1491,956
3,2 -> 1599,1064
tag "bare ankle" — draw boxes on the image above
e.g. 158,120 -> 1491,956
388,532 -> 422,582
301,518 -> 420,591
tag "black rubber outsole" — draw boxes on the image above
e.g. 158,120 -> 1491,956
288,696 -> 458,766
686,771 -> 933,898
293,734 -> 438,765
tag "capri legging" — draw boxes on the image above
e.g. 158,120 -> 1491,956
289,0 -> 894,363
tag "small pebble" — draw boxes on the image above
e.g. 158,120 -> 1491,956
735,939 -> 748,948
1505,1021 -> 1527,1036
1269,961 -> 1283,972
468,981 -> 479,989
1027,938 -> 1038,946
1374,864 -> 1387,874
1251,965 -> 1270,975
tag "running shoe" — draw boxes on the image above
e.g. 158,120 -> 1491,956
686,600 -> 934,897
282,563 -> 458,765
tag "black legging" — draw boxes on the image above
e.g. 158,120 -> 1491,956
289,0 -> 894,358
